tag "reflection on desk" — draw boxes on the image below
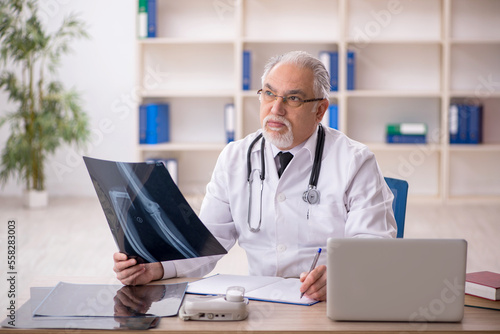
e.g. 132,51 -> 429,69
2,277 -> 500,334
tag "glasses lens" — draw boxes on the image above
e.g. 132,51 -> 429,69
286,98 -> 302,108
258,90 -> 305,107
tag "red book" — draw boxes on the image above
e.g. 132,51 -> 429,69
465,271 -> 500,301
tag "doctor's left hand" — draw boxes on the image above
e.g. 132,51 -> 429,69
299,265 -> 327,301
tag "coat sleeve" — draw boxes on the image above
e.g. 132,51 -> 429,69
343,147 -> 397,239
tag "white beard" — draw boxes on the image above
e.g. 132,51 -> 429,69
262,115 -> 294,149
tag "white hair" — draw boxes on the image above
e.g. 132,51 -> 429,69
260,51 -> 330,99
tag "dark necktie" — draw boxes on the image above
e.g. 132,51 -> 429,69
277,152 -> 293,178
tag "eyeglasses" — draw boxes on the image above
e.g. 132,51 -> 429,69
257,89 -> 324,108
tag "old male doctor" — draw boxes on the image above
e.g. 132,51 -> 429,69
114,51 -> 397,301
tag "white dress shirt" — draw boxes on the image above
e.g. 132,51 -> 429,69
162,126 -> 397,279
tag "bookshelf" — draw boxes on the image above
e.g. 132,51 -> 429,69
135,0 -> 500,202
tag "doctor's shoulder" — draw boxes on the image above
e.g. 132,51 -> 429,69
323,128 -> 372,159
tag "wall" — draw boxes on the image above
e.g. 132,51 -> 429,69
0,0 -> 137,197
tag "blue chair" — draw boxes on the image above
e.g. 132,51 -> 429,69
384,177 -> 409,238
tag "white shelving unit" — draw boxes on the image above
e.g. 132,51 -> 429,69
135,0 -> 500,201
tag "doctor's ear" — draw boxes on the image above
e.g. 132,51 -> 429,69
315,99 -> 329,122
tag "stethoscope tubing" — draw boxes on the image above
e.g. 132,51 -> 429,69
246,124 -> 325,232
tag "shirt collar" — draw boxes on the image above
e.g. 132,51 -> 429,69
270,126 -> 320,162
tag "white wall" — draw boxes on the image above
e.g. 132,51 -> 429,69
0,0 -> 137,197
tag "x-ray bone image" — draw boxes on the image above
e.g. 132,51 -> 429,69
83,156 -> 227,263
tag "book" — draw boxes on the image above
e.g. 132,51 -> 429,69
319,51 -> 338,91
242,50 -> 251,90
328,104 -> 338,130
139,104 -> 147,144
468,104 -> 483,144
224,103 -> 235,143
139,103 -> 170,144
465,271 -> 500,301
137,0 -> 148,39
186,274 -> 319,306
147,0 -> 157,38
387,123 -> 427,136
449,103 -> 483,144
347,50 -> 355,90
386,123 -> 427,144
464,294 -> 500,311
386,134 -> 426,144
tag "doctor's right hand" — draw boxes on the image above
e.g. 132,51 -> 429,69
113,252 -> 164,286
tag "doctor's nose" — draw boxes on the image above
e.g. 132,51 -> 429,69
270,97 -> 286,116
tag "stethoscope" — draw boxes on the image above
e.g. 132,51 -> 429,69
246,124 -> 326,232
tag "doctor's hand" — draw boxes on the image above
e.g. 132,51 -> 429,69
113,252 -> 164,286
299,265 -> 327,301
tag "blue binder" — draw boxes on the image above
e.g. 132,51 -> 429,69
139,103 -> 170,144
347,51 -> 355,90
329,104 -> 338,130
147,0 -> 157,38
242,51 -> 251,90
319,51 -> 338,91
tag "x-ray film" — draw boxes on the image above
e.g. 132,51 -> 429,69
83,156 -> 227,263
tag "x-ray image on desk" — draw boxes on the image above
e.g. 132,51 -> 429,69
83,156 -> 227,263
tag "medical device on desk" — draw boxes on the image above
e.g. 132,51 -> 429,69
246,124 -> 326,232
179,286 -> 249,321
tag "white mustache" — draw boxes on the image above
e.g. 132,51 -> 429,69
263,115 -> 292,131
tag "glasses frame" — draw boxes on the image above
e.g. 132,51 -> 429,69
257,89 -> 325,107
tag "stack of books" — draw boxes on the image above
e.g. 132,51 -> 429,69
139,103 -> 170,144
137,0 -> 157,38
449,103 -> 483,144
466,271 -> 500,301
386,123 -> 427,144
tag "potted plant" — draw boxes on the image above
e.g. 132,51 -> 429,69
0,0 -> 90,208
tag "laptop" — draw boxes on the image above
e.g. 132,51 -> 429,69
327,238 -> 467,322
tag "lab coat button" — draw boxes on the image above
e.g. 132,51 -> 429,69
277,244 -> 286,252
277,193 -> 286,202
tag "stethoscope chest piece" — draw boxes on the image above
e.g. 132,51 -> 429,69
303,186 -> 320,205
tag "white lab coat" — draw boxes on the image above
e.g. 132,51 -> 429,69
162,126 -> 396,279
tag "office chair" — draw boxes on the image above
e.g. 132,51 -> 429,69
384,177 -> 409,238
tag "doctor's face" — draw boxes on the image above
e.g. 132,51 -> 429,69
259,63 -> 328,150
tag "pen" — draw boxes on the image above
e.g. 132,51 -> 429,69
300,247 -> 322,298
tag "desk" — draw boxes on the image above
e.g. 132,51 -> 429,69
3,277 -> 500,334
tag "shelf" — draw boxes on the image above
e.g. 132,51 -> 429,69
138,38 -> 234,45
139,143 -> 226,152
135,0 -> 500,200
450,91 -> 500,99
367,143 -> 442,152
242,38 -> 339,44
347,39 -> 442,45
141,90 -> 236,98
450,39 -> 500,45
346,90 -> 442,98
448,144 -> 500,153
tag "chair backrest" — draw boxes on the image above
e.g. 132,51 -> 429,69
384,177 -> 409,238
